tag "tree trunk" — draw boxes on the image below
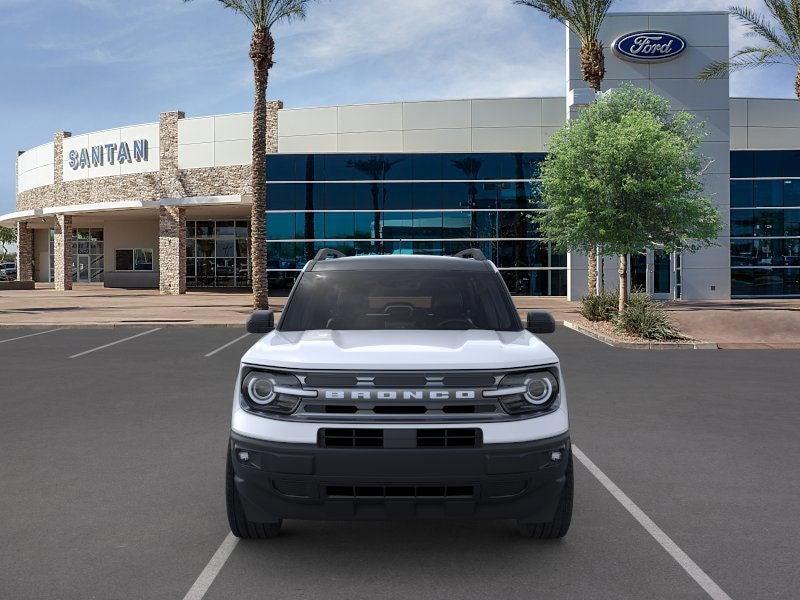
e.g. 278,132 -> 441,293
598,248 -> 605,293
587,246 -> 597,297
249,29 -> 275,310
618,254 -> 628,314
580,40 -> 605,93
795,67 -> 800,102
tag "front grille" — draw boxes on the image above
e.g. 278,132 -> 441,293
325,485 -> 475,499
320,428 -> 481,448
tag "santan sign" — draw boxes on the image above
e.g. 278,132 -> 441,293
613,31 -> 687,62
68,139 -> 149,170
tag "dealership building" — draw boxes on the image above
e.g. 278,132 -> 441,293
4,11 -> 800,299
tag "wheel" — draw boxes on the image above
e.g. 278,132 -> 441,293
226,448 -> 282,539
517,451 -> 573,539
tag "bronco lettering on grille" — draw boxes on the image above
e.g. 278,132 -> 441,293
323,390 -> 477,400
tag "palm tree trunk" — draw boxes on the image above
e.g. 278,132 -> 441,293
587,246 -> 597,296
618,254 -> 628,314
796,67 -> 800,102
249,29 -> 274,310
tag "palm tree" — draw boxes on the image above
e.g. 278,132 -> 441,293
185,0 -> 314,309
699,2 -> 800,101
515,0 -> 616,295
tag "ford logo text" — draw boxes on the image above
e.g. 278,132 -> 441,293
613,31 -> 687,62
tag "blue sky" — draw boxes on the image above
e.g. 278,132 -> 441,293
1,0 -> 797,215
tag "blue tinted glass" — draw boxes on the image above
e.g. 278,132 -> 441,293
501,270 -> 549,296
473,212 -> 498,238
325,213 -> 355,238
347,155 -> 409,180
266,155 -> 297,181
471,183 -> 499,209
754,151 -> 783,177
324,183 -> 354,210
299,183 -> 325,211
753,209 -> 784,236
730,210 -> 753,237
784,209 -> 800,235
325,155 -> 356,180
354,240 -> 381,255
441,183 -> 470,209
300,155 -> 325,180
413,212 -> 443,238
754,180 -> 783,207
410,241 -> 445,256
517,153 -> 546,179
551,269 -> 567,295
499,182 -> 531,209
442,211 -> 471,237
295,212 -> 317,239
732,268 -> 800,296
783,180 -> 800,207
550,244 -> 567,268
383,212 -> 413,238
730,181 -> 753,208
266,242 -> 297,269
383,154 -> 411,179
730,152 -> 754,178
382,183 -> 413,210
267,184 -> 299,210
355,213 -> 378,238
353,182 -> 382,210
412,182 -> 443,209
266,213 -> 295,240
412,155 -> 443,179
781,150 -> 800,177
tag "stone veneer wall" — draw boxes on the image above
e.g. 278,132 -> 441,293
53,214 -> 73,291
158,206 -> 186,294
16,222 -> 33,281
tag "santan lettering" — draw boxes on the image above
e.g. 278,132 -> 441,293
68,139 -> 149,170
629,35 -> 674,56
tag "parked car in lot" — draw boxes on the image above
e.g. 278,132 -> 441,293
0,262 -> 16,281
227,249 -> 570,539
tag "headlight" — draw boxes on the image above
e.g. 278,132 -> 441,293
485,368 -> 560,415
240,369 -> 314,414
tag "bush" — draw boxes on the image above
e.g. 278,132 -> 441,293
614,293 -> 684,340
579,290 -> 619,322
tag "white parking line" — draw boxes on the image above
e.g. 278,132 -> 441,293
182,533 -> 239,600
205,333 -> 251,358
572,445 -> 733,600
0,328 -> 63,345
68,328 -> 162,359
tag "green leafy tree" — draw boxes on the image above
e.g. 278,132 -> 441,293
699,2 -> 800,100
184,0 -> 315,309
515,0 -> 616,294
535,85 -> 722,313
0,226 -> 15,263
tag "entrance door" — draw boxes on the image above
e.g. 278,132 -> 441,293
652,249 -> 672,299
77,255 -> 90,282
630,253 -> 647,293
626,249 -> 674,299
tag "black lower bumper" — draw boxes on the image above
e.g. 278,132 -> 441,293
230,431 -> 570,522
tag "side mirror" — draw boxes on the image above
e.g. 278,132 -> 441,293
526,311 -> 555,334
246,310 -> 275,334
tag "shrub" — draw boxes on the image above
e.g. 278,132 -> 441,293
614,293 -> 684,340
579,290 -> 619,322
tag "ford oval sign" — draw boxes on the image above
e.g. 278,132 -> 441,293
613,31 -> 687,63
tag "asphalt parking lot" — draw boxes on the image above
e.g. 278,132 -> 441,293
1,326 -> 798,599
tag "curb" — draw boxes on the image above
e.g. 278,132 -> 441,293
562,321 -> 718,350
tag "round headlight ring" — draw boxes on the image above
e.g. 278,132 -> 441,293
246,374 -> 276,405
524,374 -> 553,405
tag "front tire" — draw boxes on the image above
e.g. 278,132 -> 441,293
517,451 -> 573,539
226,448 -> 282,539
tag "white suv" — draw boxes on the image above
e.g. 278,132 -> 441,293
227,249 -> 571,539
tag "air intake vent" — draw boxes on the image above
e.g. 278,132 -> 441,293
325,485 -> 475,499
320,428 -> 383,448
417,428 -> 481,448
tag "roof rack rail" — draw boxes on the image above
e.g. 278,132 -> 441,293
313,248 -> 347,261
453,248 -> 488,261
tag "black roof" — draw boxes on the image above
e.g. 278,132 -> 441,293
310,254 -> 492,272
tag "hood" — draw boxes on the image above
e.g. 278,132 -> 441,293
241,329 -> 558,371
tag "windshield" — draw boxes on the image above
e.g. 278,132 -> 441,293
279,269 -> 521,332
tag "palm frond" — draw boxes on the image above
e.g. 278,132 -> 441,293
515,0 -> 616,43
764,0 -> 800,46
699,46 -> 788,80
730,5 -> 800,64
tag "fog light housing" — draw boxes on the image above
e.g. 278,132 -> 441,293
237,450 -> 250,462
550,450 -> 562,462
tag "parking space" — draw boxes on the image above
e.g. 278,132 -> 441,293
1,326 -> 798,599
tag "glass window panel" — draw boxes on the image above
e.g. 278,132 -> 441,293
355,213 -> 378,239
382,212 -> 413,238
77,241 -> 90,255
381,183 -> 413,210
215,257 -> 235,277
754,151 -> 783,177
551,269 -> 567,296
195,221 -> 215,238
216,239 -> 235,258
409,182 -> 441,210
753,210 -> 784,236
730,151 -> 754,178
294,212 -> 315,240
498,182 -> 530,209
297,183 -> 324,211
473,211 -> 498,238
196,240 -> 215,257
785,210 -> 800,236
550,244 -> 567,268
235,221 -> 249,237
441,211 -> 470,237
236,239 -> 248,258
413,212 -> 443,238
324,183 -> 354,210
731,210 -> 754,237
783,180 -> 800,207
514,153 -> 545,180
472,183 -> 499,209
325,155 -> 358,180
354,240 -> 380,256
216,221 -> 236,237
186,222 -> 196,238
186,258 -> 196,277
134,249 -> 153,271
730,180 -> 754,208
353,182 -> 380,210
235,259 -> 250,283
325,213 -> 355,239
343,154 -> 408,180
440,183 -> 470,209
266,154 -> 298,181
781,150 -> 800,177
412,154 -> 442,180
267,184 -> 299,210
754,180 -> 783,207
267,272 -> 298,296
444,154 -> 492,180
115,249 -> 133,271
732,268 -> 800,296
267,243 -> 296,269
266,213 -> 295,240
501,270 -> 548,296
499,211 -> 530,238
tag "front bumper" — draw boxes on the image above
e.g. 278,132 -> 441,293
230,432 -> 570,522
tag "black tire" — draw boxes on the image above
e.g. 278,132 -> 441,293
517,451 -> 573,539
226,448 -> 282,539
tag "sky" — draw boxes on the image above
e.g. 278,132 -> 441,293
1,0 -> 797,215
